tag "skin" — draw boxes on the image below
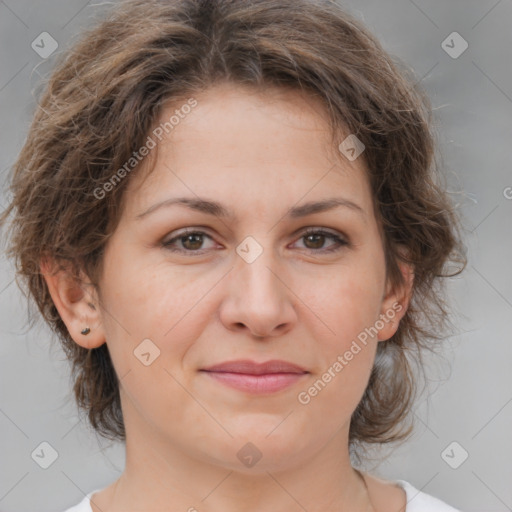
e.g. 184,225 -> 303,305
43,82 -> 413,512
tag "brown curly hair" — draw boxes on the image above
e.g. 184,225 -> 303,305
0,0 -> 467,455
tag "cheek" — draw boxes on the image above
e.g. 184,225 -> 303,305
299,263 -> 384,349
101,255 -> 211,339
294,345 -> 376,448
295,270 -> 382,414
98,259 -> 222,396
291,262 -> 382,408
99,266 -> 212,436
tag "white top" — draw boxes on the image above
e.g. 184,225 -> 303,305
62,479 -> 461,511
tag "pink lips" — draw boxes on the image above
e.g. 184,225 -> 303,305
200,359 -> 308,394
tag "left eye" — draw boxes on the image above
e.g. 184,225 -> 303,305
162,228 -> 348,254
293,229 -> 348,252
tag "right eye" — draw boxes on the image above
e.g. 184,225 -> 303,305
162,229 -> 218,254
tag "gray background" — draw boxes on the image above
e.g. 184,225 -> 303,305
0,1 -> 511,511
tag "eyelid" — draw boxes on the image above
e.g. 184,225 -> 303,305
298,226 -> 346,238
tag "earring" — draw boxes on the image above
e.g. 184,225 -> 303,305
81,327 -> 91,335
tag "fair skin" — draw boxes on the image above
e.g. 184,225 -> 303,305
43,82 -> 413,512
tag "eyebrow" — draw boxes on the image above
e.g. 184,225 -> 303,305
135,196 -> 366,221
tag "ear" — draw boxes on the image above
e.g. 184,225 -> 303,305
40,256 -> 105,349
376,246 -> 414,342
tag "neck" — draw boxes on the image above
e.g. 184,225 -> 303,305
103,422 -> 373,511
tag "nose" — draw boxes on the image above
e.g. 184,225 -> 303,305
218,246 -> 297,339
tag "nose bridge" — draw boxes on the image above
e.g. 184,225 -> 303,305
221,233 -> 296,336
236,234 -> 284,306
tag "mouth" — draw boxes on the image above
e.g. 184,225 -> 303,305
199,359 -> 309,394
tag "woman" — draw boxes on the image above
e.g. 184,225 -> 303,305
0,0 -> 467,510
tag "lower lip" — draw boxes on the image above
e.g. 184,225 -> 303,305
201,371 -> 307,394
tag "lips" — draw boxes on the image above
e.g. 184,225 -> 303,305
200,359 -> 309,394
201,359 -> 308,375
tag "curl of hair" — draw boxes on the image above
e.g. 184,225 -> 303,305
0,0 -> 467,452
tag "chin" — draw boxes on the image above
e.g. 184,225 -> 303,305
196,425 -> 315,474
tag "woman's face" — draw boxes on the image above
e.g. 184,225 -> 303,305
83,83 -> 410,472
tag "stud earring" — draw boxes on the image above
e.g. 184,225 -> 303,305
81,327 -> 91,335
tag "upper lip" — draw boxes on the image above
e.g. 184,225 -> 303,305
201,359 -> 308,375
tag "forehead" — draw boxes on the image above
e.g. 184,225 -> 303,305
123,83 -> 374,221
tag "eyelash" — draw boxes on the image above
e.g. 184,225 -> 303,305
162,227 -> 349,255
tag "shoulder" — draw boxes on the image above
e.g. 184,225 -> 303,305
360,471 -> 461,512
395,479 -> 462,512
61,488 -> 101,512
